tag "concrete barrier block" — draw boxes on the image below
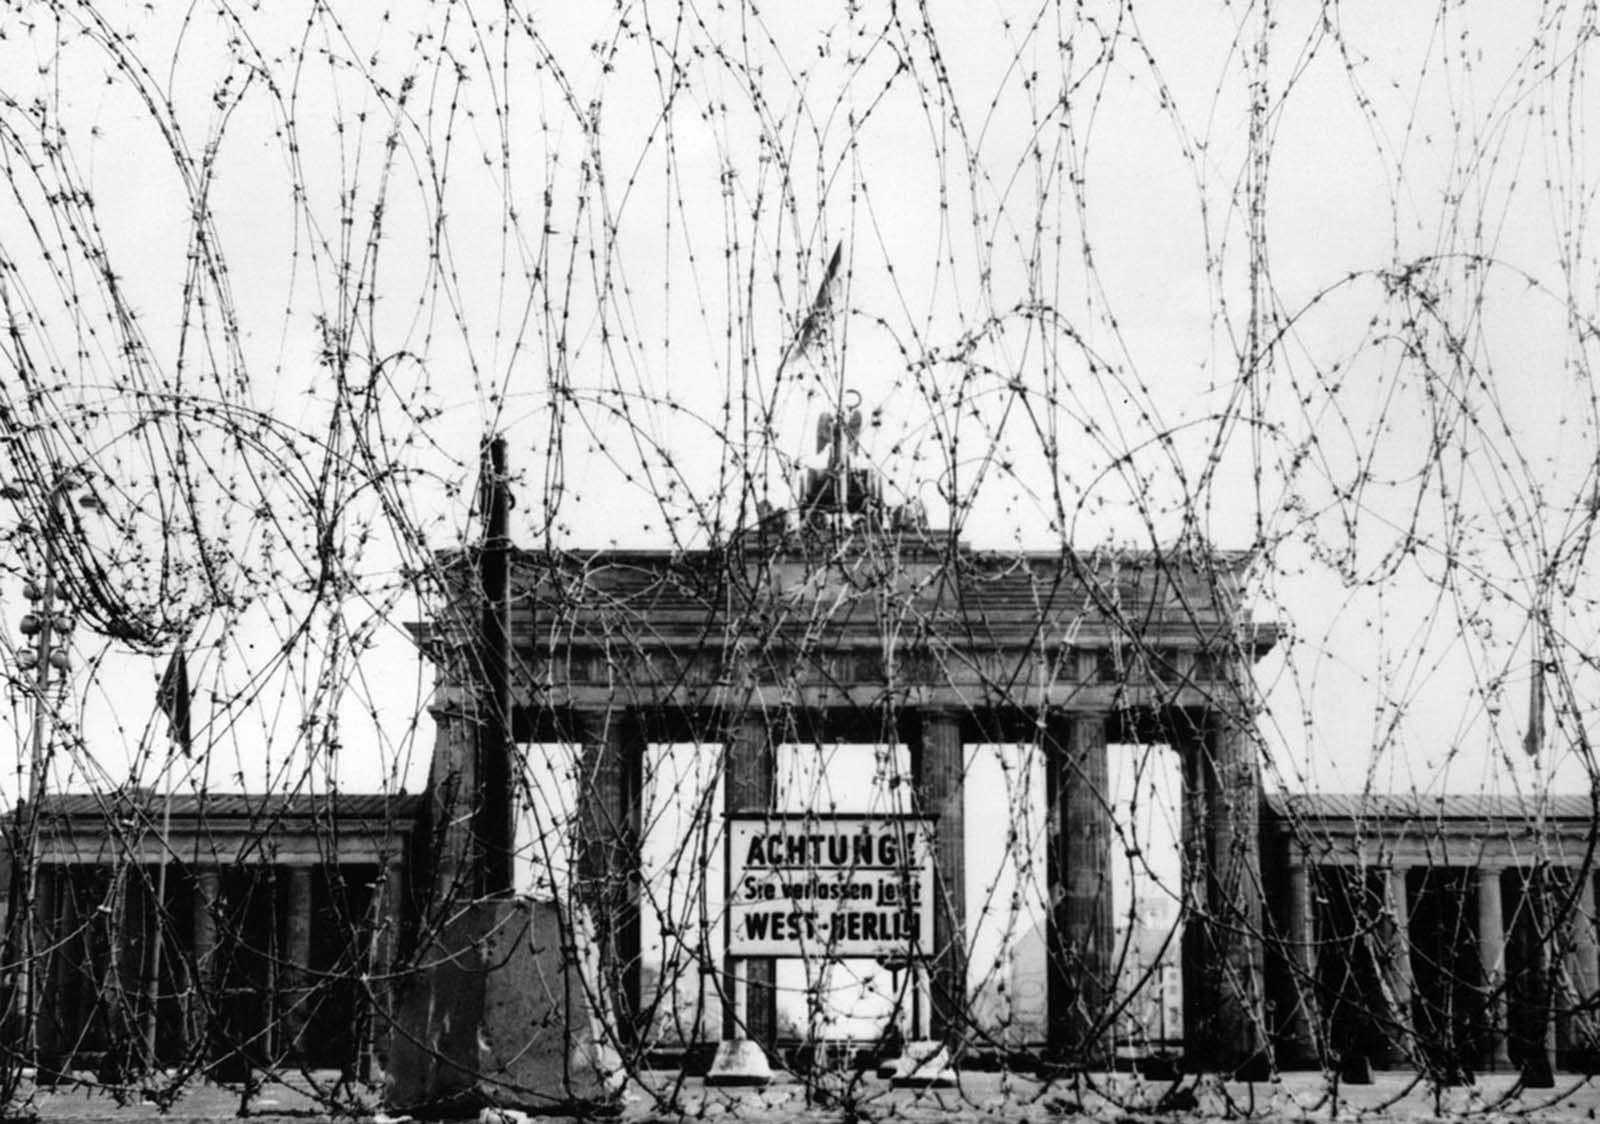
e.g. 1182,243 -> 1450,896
385,898 -> 622,1115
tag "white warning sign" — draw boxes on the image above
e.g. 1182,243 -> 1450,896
726,815 -> 935,957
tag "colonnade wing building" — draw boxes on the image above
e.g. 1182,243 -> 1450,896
0,791 -> 416,1076
1263,792 -> 1600,1079
409,520 -> 1282,1072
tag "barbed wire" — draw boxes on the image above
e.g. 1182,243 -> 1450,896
1,0 -> 1599,1116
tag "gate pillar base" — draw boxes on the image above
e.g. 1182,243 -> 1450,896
704,1039 -> 774,1086
886,1041 -> 957,1088
1038,1051 -> 1110,1079
1183,1050 -> 1272,1083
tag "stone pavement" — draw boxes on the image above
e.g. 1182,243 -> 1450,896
10,1070 -> 1600,1122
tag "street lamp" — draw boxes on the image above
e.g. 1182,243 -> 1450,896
5,470 -> 90,1067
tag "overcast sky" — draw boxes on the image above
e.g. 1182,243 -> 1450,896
1,1 -> 1598,839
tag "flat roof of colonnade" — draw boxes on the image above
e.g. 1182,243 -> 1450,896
0,792 -> 421,870
1264,791 -> 1600,869
1268,791 -> 1599,820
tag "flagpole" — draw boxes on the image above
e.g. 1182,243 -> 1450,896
477,436 -> 514,897
143,766 -> 174,1069
782,243 -> 844,526
145,646 -> 188,1070
830,249 -> 846,524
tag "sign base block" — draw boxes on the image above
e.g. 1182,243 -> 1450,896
704,1039 -> 775,1086
384,897 -> 622,1116
885,1041 -> 957,1089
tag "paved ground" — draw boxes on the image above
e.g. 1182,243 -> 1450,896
10,1070 -> 1600,1122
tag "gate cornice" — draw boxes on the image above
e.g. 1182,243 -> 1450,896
408,536 -> 1277,711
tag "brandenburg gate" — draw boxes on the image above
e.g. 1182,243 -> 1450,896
408,439 -> 1279,1078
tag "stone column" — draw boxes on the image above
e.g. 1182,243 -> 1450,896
1211,707 -> 1264,1068
0,870 -> 8,1002
721,709 -> 776,1049
363,857 -> 406,1078
61,869 -> 89,1066
423,701 -> 482,909
376,857 -> 405,1011
1045,711 -> 1111,1066
1182,706 -> 1265,1072
1522,867 -> 1556,1084
1379,866 -> 1416,1066
1284,854 -> 1319,1067
32,864 -> 58,1067
167,897 -> 192,1062
1177,707 -> 1260,1075
1564,871 -> 1600,1061
191,867 -> 221,1062
360,864 -> 406,1082
141,860 -> 179,1067
914,708 -> 966,1046
285,865 -> 315,1060
574,708 -> 644,1048
1178,715 -> 1212,1065
1477,865 -> 1510,1070
114,869 -> 144,1060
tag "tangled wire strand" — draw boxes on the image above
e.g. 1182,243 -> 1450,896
1,0 -> 1599,1116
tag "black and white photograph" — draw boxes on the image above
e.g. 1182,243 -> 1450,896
2,2 -> 1599,1120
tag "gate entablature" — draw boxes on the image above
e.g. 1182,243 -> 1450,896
410,539 -> 1276,712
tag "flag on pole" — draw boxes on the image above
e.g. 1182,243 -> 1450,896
159,648 -> 192,756
1523,624 -> 1545,757
785,242 -> 843,366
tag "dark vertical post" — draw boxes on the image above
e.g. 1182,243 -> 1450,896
477,435 -> 514,897
1045,711 -> 1112,1066
722,709 -> 776,1049
912,708 -> 965,1046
